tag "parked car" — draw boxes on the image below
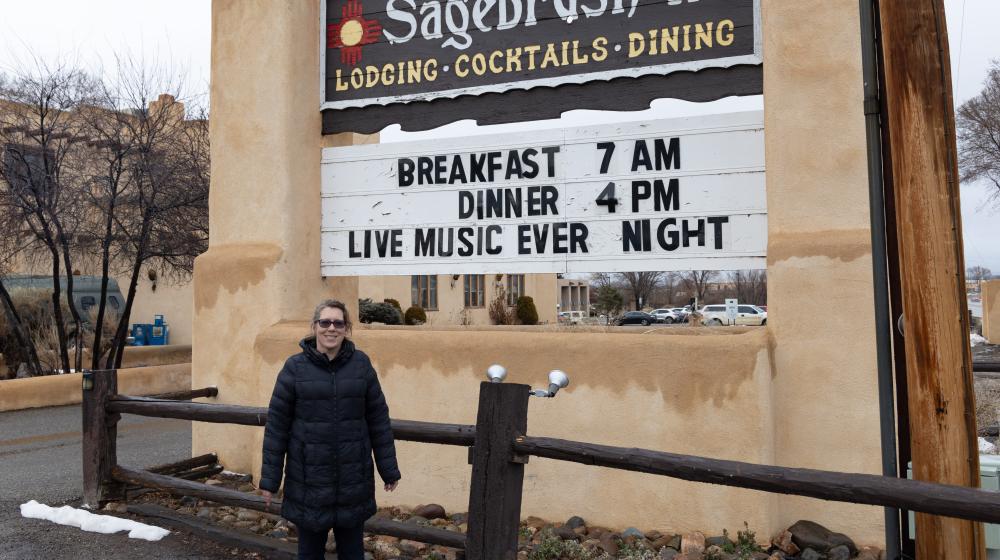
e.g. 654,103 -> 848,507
670,307 -> 690,322
649,308 -> 680,324
558,310 -> 585,324
615,311 -> 656,326
1,274 -> 125,320
700,304 -> 767,326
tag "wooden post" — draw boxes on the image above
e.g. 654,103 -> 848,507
465,382 -> 530,560
82,369 -> 122,508
876,1 -> 985,558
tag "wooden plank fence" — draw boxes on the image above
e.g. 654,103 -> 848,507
83,367 -> 1000,559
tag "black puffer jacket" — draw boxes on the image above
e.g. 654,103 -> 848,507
259,337 -> 400,531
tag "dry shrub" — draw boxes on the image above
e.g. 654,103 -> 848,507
975,379 -> 1000,432
0,288 -> 118,376
488,285 -> 515,325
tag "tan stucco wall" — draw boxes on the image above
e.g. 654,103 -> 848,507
197,0 -> 884,547
120,345 -> 192,368
984,280 -> 1000,343
359,274 -> 558,325
0,363 -> 191,412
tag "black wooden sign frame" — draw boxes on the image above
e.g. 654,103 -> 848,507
321,0 -> 762,133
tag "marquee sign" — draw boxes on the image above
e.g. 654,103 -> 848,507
322,0 -> 760,110
320,111 -> 765,275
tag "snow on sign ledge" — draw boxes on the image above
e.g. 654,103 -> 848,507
320,111 -> 767,276
20,500 -> 170,542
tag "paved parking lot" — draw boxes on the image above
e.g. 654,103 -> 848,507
0,405 -> 244,559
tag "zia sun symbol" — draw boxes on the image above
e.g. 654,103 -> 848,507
328,0 -> 383,66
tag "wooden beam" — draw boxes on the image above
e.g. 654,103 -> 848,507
107,398 -> 475,445
147,453 -> 219,476
877,1 -> 985,557
973,361 -> 1000,373
512,436 -> 1000,524
128,503 -> 313,560
147,387 -> 219,400
112,465 -> 466,549
465,382 -> 530,560
82,370 -> 122,507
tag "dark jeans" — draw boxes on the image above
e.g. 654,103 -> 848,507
296,523 -> 365,560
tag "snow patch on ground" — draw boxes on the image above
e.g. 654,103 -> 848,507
981,437 -> 998,454
971,333 -> 987,346
20,500 -> 170,541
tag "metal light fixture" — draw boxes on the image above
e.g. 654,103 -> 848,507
82,370 -> 94,391
530,369 -> 570,398
486,364 -> 507,383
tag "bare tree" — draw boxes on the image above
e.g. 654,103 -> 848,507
967,266 -> 992,292
681,270 -> 718,304
589,272 -> 615,290
618,272 -> 663,310
0,224 -> 44,376
730,269 -> 768,305
957,60 -> 1000,208
0,61 -> 97,372
98,60 -> 209,369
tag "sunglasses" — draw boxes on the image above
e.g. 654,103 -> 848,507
316,319 -> 347,330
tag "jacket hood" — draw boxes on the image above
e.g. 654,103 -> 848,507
300,336 -> 355,369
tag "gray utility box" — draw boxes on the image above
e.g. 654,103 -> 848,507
908,454 -> 1000,558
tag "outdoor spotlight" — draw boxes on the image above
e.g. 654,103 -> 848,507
486,364 -> 507,383
82,370 -> 94,391
530,369 -> 570,398
547,370 -> 569,397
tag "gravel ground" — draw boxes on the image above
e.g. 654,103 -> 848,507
0,404 -> 256,559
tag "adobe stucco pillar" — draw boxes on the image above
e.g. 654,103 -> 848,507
192,0 -> 359,473
762,0 -> 884,541
983,280 -> 1000,343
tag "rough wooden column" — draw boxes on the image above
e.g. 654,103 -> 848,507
466,382 -> 530,560
82,369 -> 122,507
877,1 -> 985,558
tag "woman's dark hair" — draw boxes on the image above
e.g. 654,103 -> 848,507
312,299 -> 353,333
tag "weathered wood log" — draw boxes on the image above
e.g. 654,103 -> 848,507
176,464 -> 224,481
148,453 -> 219,476
466,382 -> 529,560
147,387 -> 219,400
112,465 -> 466,548
82,370 -> 123,507
973,361 -> 1000,373
107,398 -> 475,445
128,503 -> 311,559
975,372 -> 1000,381
513,436 -> 1000,525
108,399 -> 268,425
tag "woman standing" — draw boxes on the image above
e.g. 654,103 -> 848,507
260,299 -> 400,560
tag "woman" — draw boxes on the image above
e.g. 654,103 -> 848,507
260,299 -> 401,560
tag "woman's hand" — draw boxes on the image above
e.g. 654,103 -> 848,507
261,489 -> 272,511
384,480 -> 399,492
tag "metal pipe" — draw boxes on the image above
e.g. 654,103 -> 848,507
858,0 -> 902,557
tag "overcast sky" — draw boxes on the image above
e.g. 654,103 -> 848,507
0,0 -> 997,272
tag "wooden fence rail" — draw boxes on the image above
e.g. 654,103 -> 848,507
111,465 -> 467,549
973,361 -> 1000,374
84,370 -> 1000,560
106,396 -> 476,446
513,436 -> 1000,525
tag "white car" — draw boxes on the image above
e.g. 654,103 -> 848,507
700,304 -> 767,326
650,308 -> 681,324
558,310 -> 585,324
